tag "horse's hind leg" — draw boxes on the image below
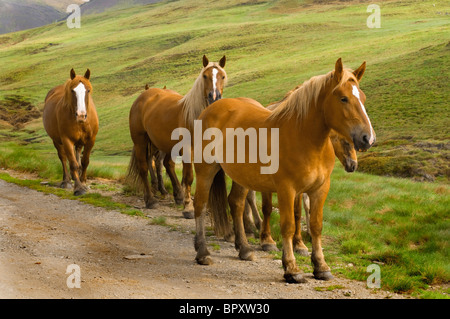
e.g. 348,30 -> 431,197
163,154 -> 184,206
154,150 -> 168,196
53,141 -> 71,189
228,181 -> 254,261
148,145 -> 158,192
181,161 -> 194,219
243,190 -> 261,234
293,193 -> 309,256
134,141 -> 158,209
260,192 -> 278,252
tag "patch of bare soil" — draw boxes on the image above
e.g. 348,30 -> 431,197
0,95 -> 41,129
0,170 -> 408,299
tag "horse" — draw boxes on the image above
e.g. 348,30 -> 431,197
192,58 -> 375,283
243,101 -> 358,236
43,68 -> 99,196
127,55 -> 227,218
258,129 -> 358,254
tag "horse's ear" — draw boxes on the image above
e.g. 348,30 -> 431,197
202,55 -> 209,67
334,58 -> 343,83
70,68 -> 76,80
84,69 -> 90,80
219,55 -> 226,68
353,61 -> 366,82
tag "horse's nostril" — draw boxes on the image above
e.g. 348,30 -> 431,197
362,134 -> 370,145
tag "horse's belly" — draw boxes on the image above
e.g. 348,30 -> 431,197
221,163 -> 275,193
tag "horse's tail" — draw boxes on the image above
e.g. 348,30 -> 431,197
208,169 -> 234,240
125,146 -> 141,192
125,142 -> 150,193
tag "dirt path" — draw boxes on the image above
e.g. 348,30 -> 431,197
0,173 -> 406,299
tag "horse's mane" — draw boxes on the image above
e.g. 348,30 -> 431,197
179,62 -> 227,129
268,69 -> 357,122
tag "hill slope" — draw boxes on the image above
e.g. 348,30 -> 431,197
0,0 -> 448,181
0,0 -> 160,34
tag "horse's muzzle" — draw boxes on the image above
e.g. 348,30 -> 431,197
352,131 -> 375,152
76,113 -> 87,123
207,90 -> 222,105
345,158 -> 358,172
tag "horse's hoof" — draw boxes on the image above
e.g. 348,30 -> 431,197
314,271 -> 334,281
224,232 -> 235,243
295,248 -> 309,256
174,197 -> 184,206
182,211 -> 194,219
146,201 -> 159,209
60,182 -> 72,189
262,243 -> 279,252
284,273 -> 307,284
239,248 -> 255,261
74,188 -> 86,196
196,255 -> 213,265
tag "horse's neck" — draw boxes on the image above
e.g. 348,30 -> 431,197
279,100 -> 331,153
180,86 -> 208,129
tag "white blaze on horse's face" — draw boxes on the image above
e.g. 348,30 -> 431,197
212,68 -> 219,101
73,82 -> 87,121
352,85 -> 374,145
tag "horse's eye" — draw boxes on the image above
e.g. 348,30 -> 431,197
203,75 -> 207,79
222,76 -> 225,79
341,96 -> 348,103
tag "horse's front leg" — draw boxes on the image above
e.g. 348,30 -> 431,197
181,161 -> 194,219
293,193 -> 309,256
193,165 -> 220,265
163,154 -> 184,206
308,179 -> 333,281
62,138 -> 85,196
278,187 -> 306,283
79,140 -> 95,184
260,192 -> 278,252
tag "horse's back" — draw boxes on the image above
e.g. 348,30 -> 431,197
199,98 -> 271,129
129,87 -> 184,152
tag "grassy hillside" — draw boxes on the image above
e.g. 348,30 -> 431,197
0,0 -> 448,297
0,0 -> 448,180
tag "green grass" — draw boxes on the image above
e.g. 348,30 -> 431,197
266,166 -> 450,297
0,0 -> 448,298
0,172 -> 145,217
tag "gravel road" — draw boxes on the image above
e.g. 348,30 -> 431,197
0,174 -> 406,299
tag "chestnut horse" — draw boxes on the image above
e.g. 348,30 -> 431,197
43,69 -> 98,196
243,129 -> 358,245
258,130 -> 358,254
127,55 -> 227,217
193,58 -> 375,283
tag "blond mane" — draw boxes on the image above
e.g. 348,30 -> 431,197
268,69 -> 357,122
179,62 -> 227,129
